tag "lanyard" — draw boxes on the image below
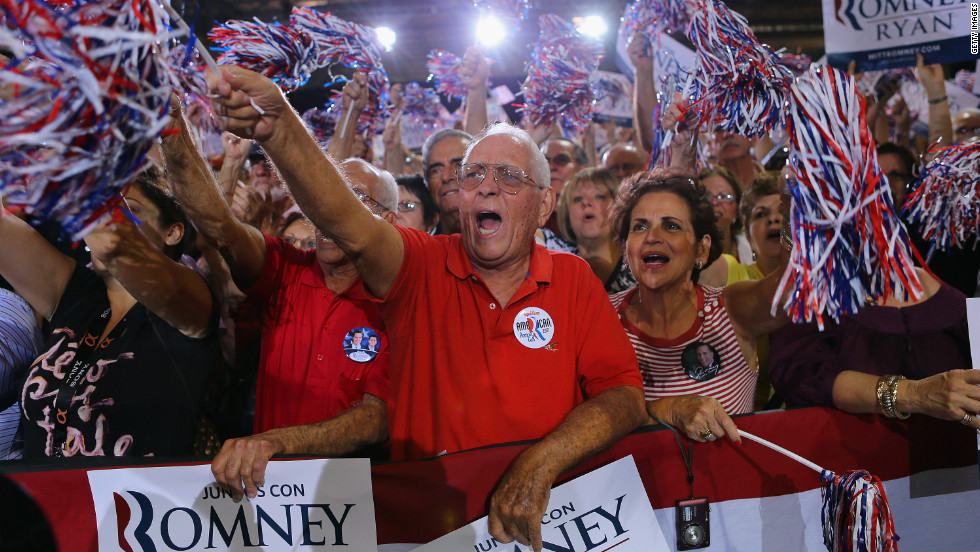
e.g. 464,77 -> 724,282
51,308 -> 126,457
653,415 -> 695,498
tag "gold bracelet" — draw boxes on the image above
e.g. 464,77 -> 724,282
875,376 -> 891,416
886,375 -> 911,419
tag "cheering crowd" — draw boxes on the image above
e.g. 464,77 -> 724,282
2,15 -> 980,550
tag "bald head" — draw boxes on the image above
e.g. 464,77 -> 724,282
341,158 -> 398,214
953,108 -> 980,144
602,144 -> 646,182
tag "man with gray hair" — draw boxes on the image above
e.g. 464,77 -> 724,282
421,128 -> 472,235
161,100 -> 396,440
206,66 -> 646,552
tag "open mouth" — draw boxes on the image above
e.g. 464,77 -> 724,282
766,229 -> 781,241
642,253 -> 670,267
442,189 -> 458,198
583,213 -> 597,222
477,211 -> 502,236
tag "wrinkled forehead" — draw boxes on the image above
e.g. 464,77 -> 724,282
542,139 -> 575,157
467,134 -> 533,170
954,111 -> 980,128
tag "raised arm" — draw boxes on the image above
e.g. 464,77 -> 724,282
915,54 -> 952,147
83,205 -> 213,338
206,66 -> 404,298
216,132 -> 252,202
461,46 -> 490,135
211,393 -> 389,501
382,84 -> 407,176
160,100 -> 267,291
629,33 -> 656,154
487,385 -> 646,551
0,203 -> 75,320
326,72 -> 369,161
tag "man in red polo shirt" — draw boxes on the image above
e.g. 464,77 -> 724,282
206,67 -> 646,552
161,106 -> 394,442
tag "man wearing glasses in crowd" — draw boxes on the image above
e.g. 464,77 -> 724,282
162,107 -> 396,443
205,66 -> 646,552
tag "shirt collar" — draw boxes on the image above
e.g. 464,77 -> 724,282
446,235 -> 553,285
300,255 -> 368,299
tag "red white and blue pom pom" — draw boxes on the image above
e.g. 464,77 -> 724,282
903,142 -> 980,253
427,49 -> 470,100
523,13 -> 603,132
686,0 -> 792,137
290,6 -> 385,74
621,0 -> 696,51
302,101 -> 341,148
777,50 -> 812,76
401,82 -> 444,135
473,0 -> 531,26
821,470 -> 899,552
738,430 -> 899,552
954,69 -> 975,93
776,66 -> 922,327
208,18 -> 320,92
288,6 -> 390,134
0,0 -> 175,239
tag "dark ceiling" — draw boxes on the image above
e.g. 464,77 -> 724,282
187,0 -> 825,110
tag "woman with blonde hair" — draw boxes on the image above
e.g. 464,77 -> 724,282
556,167 -> 635,292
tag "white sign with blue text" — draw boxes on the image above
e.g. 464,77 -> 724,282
88,459 -> 377,551
823,0 -> 979,71
412,455 -> 668,552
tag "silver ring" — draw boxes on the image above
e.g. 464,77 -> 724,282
961,413 -> 974,426
700,429 -> 715,441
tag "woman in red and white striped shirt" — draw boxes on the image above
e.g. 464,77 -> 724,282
609,168 -> 789,444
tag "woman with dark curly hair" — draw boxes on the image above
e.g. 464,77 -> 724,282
608,168 -> 789,444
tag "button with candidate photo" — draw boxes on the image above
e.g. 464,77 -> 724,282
343,327 -> 381,363
680,341 -> 721,382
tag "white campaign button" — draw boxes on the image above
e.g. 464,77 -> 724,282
512,306 -> 555,349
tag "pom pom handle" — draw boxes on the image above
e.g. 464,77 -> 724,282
737,429 -> 825,474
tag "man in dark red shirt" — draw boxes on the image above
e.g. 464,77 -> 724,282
206,67 -> 647,552
162,110 -> 395,442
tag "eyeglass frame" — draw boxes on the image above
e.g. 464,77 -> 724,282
397,200 -> 418,213
707,193 -> 736,204
456,162 -> 544,195
283,236 -> 318,250
349,186 -> 390,216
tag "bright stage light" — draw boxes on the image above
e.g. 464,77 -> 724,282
575,15 -> 607,38
476,15 -> 506,47
376,26 -> 396,51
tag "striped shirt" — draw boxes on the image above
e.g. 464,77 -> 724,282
610,285 -> 757,414
0,288 -> 42,459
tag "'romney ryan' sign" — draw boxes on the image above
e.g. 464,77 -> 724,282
824,0 -> 980,71
88,459 -> 376,551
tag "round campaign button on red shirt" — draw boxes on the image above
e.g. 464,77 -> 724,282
512,306 -> 555,349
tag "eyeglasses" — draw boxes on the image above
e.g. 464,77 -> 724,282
397,200 -> 417,213
707,193 -> 736,204
350,187 -> 389,216
545,153 -> 573,166
629,177 -> 698,192
457,163 -> 542,195
284,237 -> 318,250
954,126 -> 980,137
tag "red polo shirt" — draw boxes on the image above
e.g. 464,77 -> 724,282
378,226 -> 642,461
248,234 -> 389,433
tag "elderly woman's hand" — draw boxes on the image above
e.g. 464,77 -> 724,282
904,370 -> 980,429
647,395 -> 741,443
